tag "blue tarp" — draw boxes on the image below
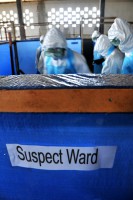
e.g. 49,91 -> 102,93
0,113 -> 133,200
0,43 -> 12,75
0,74 -> 133,199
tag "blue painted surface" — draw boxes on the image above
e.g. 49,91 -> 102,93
0,113 -> 133,200
17,41 -> 40,74
67,38 -> 82,54
0,43 -> 12,75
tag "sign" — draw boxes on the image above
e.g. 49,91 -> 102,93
6,144 -> 117,171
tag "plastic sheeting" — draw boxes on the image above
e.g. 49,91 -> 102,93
0,74 -> 133,89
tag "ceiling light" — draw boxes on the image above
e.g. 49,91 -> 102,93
30,19 -> 34,23
76,7 -> 80,12
59,8 -> 64,12
48,24 -> 52,29
2,11 -> 6,15
10,10 -> 14,15
84,7 -> 89,12
64,24 -> 68,28
14,13 -> 18,18
97,10 -> 100,15
25,9 -> 29,14
14,19 -> 18,24
48,12 -> 51,17
72,11 -> 76,15
72,24 -> 76,27
15,27 -> 19,31
56,24 -> 60,28
51,8 -> 55,13
31,25 -> 34,29
29,12 -> 33,17
60,20 -> 64,25
3,17 -> 6,22
52,21 -> 56,25
48,18 -> 52,22
92,7 -> 97,12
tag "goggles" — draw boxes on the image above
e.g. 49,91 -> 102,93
111,38 -> 120,47
92,37 -> 99,42
44,48 -> 66,59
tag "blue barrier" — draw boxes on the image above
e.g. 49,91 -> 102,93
67,38 -> 82,54
0,113 -> 133,200
0,43 -> 12,75
16,40 -> 40,74
0,74 -> 133,199
0,39 -> 82,75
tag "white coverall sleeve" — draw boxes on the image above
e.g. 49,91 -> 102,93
73,51 -> 91,73
101,56 -> 114,74
101,50 -> 123,74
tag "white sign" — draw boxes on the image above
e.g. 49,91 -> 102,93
6,144 -> 117,171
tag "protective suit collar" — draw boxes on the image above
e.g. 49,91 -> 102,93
108,18 -> 133,53
43,28 -> 67,50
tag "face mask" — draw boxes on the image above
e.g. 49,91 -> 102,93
111,38 -> 120,46
44,48 -> 66,59
92,37 -> 99,43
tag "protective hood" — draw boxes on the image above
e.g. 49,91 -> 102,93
94,34 -> 113,57
92,30 -> 101,41
43,28 -> 67,50
108,18 -> 133,53
40,35 -> 45,44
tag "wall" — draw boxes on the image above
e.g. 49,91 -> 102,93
104,1 -> 133,34
0,0 -> 133,40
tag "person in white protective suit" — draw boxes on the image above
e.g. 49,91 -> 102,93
38,28 -> 91,74
92,30 -> 104,73
108,18 -> 133,74
35,35 -> 45,71
94,34 -> 124,74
